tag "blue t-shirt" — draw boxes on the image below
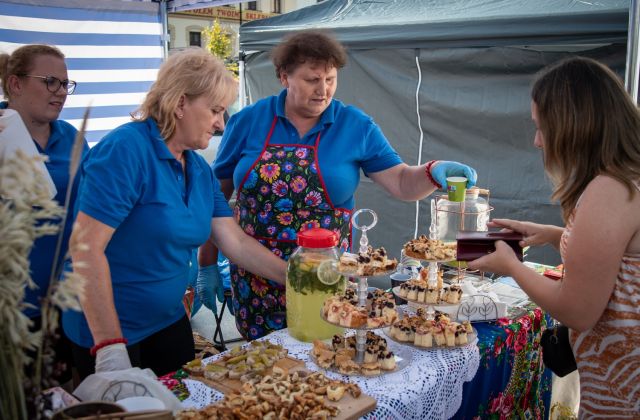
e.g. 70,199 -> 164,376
213,90 -> 402,209
62,118 -> 232,347
0,102 -> 89,319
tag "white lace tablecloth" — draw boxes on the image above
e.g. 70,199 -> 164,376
182,327 -> 480,420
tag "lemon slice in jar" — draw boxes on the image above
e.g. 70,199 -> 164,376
317,260 -> 342,285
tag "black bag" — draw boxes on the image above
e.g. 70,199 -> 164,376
541,324 -> 578,377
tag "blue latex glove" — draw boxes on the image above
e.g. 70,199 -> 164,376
196,264 -> 224,313
430,160 -> 478,189
187,250 -> 202,316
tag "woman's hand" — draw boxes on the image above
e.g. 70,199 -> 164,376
196,264 -> 224,312
489,218 -> 564,249
467,240 -> 521,276
430,161 -> 477,188
95,343 -> 132,373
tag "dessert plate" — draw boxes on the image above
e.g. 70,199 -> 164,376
320,309 -> 395,331
308,341 -> 411,377
331,261 -> 397,279
415,257 -> 455,263
383,326 -> 477,350
392,286 -> 463,307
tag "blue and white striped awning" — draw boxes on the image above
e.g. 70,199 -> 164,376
0,0 -> 163,145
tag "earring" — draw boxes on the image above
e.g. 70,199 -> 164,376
177,113 -> 183,119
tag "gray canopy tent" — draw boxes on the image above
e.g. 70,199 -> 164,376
238,0 -> 629,268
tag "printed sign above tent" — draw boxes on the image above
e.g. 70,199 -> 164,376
167,0 -> 244,13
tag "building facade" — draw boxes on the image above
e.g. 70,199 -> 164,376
168,1 -> 320,56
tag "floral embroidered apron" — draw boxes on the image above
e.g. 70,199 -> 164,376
231,116 -> 352,339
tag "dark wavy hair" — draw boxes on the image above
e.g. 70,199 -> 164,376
532,56 -> 640,221
271,30 -> 347,78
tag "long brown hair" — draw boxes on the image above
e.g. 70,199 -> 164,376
133,48 -> 237,140
532,56 -> 640,221
0,44 -> 65,101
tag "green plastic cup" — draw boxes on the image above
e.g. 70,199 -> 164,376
446,176 -> 467,202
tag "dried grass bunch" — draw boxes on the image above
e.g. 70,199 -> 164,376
0,140 -> 86,419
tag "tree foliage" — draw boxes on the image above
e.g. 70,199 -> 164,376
202,20 -> 238,77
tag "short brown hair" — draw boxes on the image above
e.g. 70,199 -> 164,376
133,48 -> 237,140
271,30 -> 347,79
532,56 -> 640,221
0,44 -> 65,100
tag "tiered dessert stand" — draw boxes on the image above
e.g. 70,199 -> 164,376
422,200 -> 455,318
322,209 -> 411,373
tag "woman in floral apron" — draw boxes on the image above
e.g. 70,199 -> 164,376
213,31 -> 477,340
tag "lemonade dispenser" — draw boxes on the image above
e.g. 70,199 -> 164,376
286,228 -> 346,342
435,187 -> 492,243
435,187 -> 493,269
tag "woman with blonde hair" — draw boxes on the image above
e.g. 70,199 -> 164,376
469,56 -> 640,417
63,49 -> 286,380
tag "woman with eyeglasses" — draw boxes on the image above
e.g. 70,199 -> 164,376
0,44 -> 88,385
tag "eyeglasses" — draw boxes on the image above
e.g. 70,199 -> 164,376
21,75 -> 77,95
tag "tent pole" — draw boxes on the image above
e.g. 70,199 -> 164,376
625,0 -> 640,103
239,51 -> 246,108
160,0 -> 169,59
238,3 -> 245,108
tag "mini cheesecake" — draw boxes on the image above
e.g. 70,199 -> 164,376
364,345 -> 378,364
444,285 -> 463,304
416,307 -> 428,319
400,325 -> 412,342
407,285 -> 418,301
398,282 -> 410,297
415,325 -> 433,348
434,312 -> 450,324
434,325 -> 446,346
390,323 -> 402,339
455,324 -> 468,345
379,350 -> 396,370
445,324 -> 457,346
426,287 -> 439,304
382,302 -> 398,324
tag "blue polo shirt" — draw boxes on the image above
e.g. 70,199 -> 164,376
62,118 -> 232,347
0,102 -> 89,319
214,90 -> 402,209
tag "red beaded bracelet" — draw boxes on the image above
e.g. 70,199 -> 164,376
90,337 -> 128,357
425,160 -> 442,189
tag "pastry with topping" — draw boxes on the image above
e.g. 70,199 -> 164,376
338,246 -> 398,276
